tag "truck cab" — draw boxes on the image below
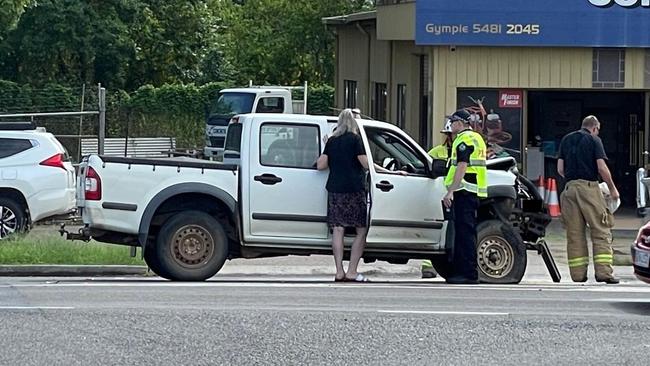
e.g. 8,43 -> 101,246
204,87 -> 305,159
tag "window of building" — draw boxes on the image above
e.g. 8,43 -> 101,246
344,80 -> 357,108
259,123 -> 321,169
396,84 -> 407,129
0,138 -> 33,159
372,82 -> 387,121
593,49 -> 625,88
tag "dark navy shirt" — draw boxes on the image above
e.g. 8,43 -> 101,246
558,128 -> 607,182
323,132 -> 366,193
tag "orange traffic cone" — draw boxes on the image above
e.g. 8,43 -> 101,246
536,176 -> 545,201
545,177 -> 553,204
547,178 -> 561,217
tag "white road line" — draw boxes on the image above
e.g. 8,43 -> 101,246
0,306 -> 74,310
378,310 -> 508,316
2,282 -> 650,293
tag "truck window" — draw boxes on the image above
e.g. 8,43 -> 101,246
365,127 -> 427,175
224,123 -> 243,153
255,97 -> 285,113
259,123 -> 320,169
208,92 -> 255,125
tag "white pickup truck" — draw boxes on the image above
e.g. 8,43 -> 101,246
65,114 -> 558,283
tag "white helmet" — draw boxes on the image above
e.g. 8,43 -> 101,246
440,118 -> 453,133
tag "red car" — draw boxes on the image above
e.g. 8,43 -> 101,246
633,223 -> 650,284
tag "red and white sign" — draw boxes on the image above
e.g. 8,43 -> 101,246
498,90 -> 523,108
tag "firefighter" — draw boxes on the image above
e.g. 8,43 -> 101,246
557,115 -> 620,284
442,109 -> 487,284
421,118 -> 454,278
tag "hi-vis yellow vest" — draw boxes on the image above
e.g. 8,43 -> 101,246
444,130 -> 487,198
428,144 -> 449,160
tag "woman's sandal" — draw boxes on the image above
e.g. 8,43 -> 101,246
345,273 -> 370,282
334,274 -> 346,282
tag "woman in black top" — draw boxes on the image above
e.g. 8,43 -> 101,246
317,109 -> 370,282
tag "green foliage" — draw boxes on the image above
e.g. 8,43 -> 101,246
0,0 -> 31,41
0,230 -> 144,265
221,0 -> 369,85
1,0 -> 371,89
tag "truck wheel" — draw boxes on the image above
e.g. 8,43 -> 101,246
0,197 -> 27,240
155,211 -> 228,281
143,245 -> 167,278
477,220 -> 526,284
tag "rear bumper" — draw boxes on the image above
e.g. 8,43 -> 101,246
631,244 -> 650,284
80,201 -> 140,235
29,187 -> 76,222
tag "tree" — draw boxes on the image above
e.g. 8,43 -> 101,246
220,0 -> 371,85
0,0 -> 222,90
0,0 -> 31,41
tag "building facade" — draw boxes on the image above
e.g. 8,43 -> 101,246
324,0 -> 650,206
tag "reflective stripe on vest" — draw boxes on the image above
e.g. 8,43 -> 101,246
445,130 -> 488,198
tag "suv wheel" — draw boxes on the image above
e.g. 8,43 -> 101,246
0,197 -> 26,240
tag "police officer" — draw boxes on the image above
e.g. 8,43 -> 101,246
558,115 -> 620,284
442,109 -> 487,284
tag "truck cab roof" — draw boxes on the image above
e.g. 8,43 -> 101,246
219,88 -> 291,95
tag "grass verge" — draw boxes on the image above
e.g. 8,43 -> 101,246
0,228 -> 144,265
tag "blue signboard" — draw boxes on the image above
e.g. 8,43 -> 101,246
416,0 -> 650,47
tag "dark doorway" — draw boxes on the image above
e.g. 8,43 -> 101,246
418,55 -> 430,148
527,91 -> 645,207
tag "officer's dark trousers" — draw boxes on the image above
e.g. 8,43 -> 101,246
452,190 -> 480,280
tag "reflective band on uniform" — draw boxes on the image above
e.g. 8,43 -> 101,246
568,257 -> 590,267
594,254 -> 613,264
449,159 -> 486,167
469,159 -> 486,166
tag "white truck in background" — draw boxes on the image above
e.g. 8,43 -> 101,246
204,82 -> 308,159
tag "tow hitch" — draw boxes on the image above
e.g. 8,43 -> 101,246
526,239 -> 561,282
59,223 -> 92,242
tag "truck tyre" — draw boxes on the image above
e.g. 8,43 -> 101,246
477,220 -> 526,284
155,210 -> 228,281
431,220 -> 526,284
143,245 -> 167,278
0,197 -> 27,240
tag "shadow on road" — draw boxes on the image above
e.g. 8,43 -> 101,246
610,301 -> 650,316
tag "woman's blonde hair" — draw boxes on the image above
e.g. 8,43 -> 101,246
332,108 -> 359,137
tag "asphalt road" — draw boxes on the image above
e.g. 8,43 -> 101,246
1,277 -> 649,366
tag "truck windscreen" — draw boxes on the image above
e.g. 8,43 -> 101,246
207,92 -> 255,125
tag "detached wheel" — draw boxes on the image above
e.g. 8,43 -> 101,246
0,197 -> 27,240
477,220 -> 526,284
155,211 -> 228,281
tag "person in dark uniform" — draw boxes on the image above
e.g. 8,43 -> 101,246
442,109 -> 488,284
558,115 -> 620,284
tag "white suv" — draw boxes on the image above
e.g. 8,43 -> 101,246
0,122 -> 76,239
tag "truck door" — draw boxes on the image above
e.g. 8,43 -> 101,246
361,125 -> 447,250
245,118 -> 330,242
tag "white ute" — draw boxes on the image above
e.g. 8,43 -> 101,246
67,114 -> 558,283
